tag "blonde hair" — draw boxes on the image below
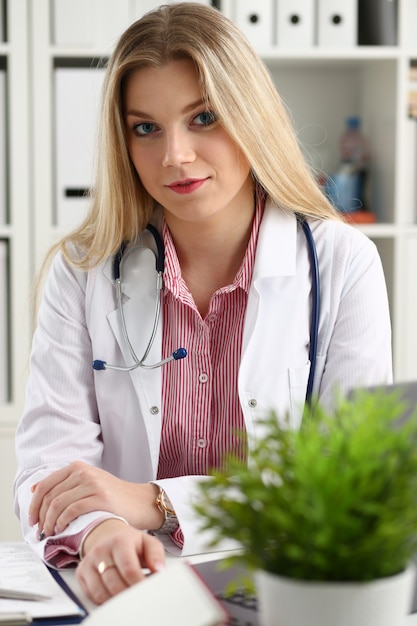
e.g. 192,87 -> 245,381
56,2 -> 339,270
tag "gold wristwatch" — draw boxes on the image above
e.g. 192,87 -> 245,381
154,486 -> 179,534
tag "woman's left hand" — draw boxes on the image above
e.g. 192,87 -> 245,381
28,461 -> 163,539
75,518 -> 166,605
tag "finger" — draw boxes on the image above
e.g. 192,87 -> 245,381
76,560 -> 113,606
107,535 -> 148,588
97,562 -> 132,598
141,533 -> 166,574
29,467 -> 72,524
37,480 -> 83,538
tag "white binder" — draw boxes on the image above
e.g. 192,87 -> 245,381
53,0 -> 131,49
54,68 -> 105,231
234,0 -> 274,49
0,239 -> 7,403
52,0 -> 94,46
276,0 -> 315,48
317,0 -> 358,47
0,69 -> 6,225
0,0 -> 4,43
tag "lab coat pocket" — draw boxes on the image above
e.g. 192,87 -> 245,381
288,363 -> 311,430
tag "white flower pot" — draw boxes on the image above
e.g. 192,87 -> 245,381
255,564 -> 416,626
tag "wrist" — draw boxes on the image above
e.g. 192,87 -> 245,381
79,516 -> 128,559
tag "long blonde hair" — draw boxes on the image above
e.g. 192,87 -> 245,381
57,2 -> 339,270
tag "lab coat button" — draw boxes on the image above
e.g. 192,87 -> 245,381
150,406 -> 159,415
248,398 -> 257,408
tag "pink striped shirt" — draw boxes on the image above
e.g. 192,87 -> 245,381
157,200 -> 263,479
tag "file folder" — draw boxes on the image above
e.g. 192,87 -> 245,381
54,67 -> 105,231
52,0 -> 94,46
276,0 -> 315,48
0,69 -> 6,225
317,0 -> 358,47
0,0 -> 4,43
53,0 -> 131,49
0,240 -> 8,404
234,0 -> 274,49
358,0 -> 398,46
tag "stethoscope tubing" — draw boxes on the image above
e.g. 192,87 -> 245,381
93,217 -> 320,406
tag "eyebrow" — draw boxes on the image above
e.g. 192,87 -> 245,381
125,98 -> 207,119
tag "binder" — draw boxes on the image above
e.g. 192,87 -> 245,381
54,67 -> 105,231
317,0 -> 358,47
0,0 -> 4,43
234,0 -> 274,49
404,0 -> 417,50
53,0 -> 131,49
0,69 -> 6,225
276,0 -> 315,48
52,0 -> 94,46
0,240 -> 8,404
358,0 -> 397,46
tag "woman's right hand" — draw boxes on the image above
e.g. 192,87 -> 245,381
75,518 -> 165,605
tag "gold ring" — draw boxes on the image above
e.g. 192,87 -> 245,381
97,560 -> 116,575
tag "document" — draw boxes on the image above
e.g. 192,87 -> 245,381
0,543 -> 86,620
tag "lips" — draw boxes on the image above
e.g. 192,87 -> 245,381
166,178 -> 207,195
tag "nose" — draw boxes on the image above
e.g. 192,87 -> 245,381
162,127 -> 196,167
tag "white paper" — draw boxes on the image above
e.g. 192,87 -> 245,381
0,543 -> 85,620
83,560 -> 228,626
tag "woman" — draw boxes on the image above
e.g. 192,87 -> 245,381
14,2 -> 392,605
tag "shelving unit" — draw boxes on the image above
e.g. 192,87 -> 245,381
2,0 -> 417,540
0,0 -> 31,540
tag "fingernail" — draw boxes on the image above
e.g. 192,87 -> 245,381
31,483 -> 37,493
153,561 -> 165,572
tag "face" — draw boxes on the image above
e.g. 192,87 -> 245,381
123,59 -> 253,228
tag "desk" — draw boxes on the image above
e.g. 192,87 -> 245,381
59,553 -> 417,626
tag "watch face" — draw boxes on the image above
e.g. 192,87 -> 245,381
161,491 -> 175,516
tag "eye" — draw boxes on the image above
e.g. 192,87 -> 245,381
133,122 -> 158,136
193,111 -> 217,127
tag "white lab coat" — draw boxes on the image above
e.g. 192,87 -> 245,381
14,201 -> 392,560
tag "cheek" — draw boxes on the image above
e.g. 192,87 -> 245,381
129,146 -> 156,180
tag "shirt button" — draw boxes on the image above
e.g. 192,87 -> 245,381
197,438 -> 207,448
199,373 -> 208,383
248,398 -> 257,408
150,406 -> 159,415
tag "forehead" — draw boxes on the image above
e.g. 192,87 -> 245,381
123,59 -> 203,111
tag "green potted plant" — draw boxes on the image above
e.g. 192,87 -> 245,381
195,389 -> 417,626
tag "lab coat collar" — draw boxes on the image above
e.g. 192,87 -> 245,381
252,200 -> 297,282
102,201 -> 298,290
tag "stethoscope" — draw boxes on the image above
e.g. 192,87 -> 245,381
92,217 -> 320,405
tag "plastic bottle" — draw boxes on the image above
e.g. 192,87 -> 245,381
327,116 -> 371,213
339,116 -> 370,172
